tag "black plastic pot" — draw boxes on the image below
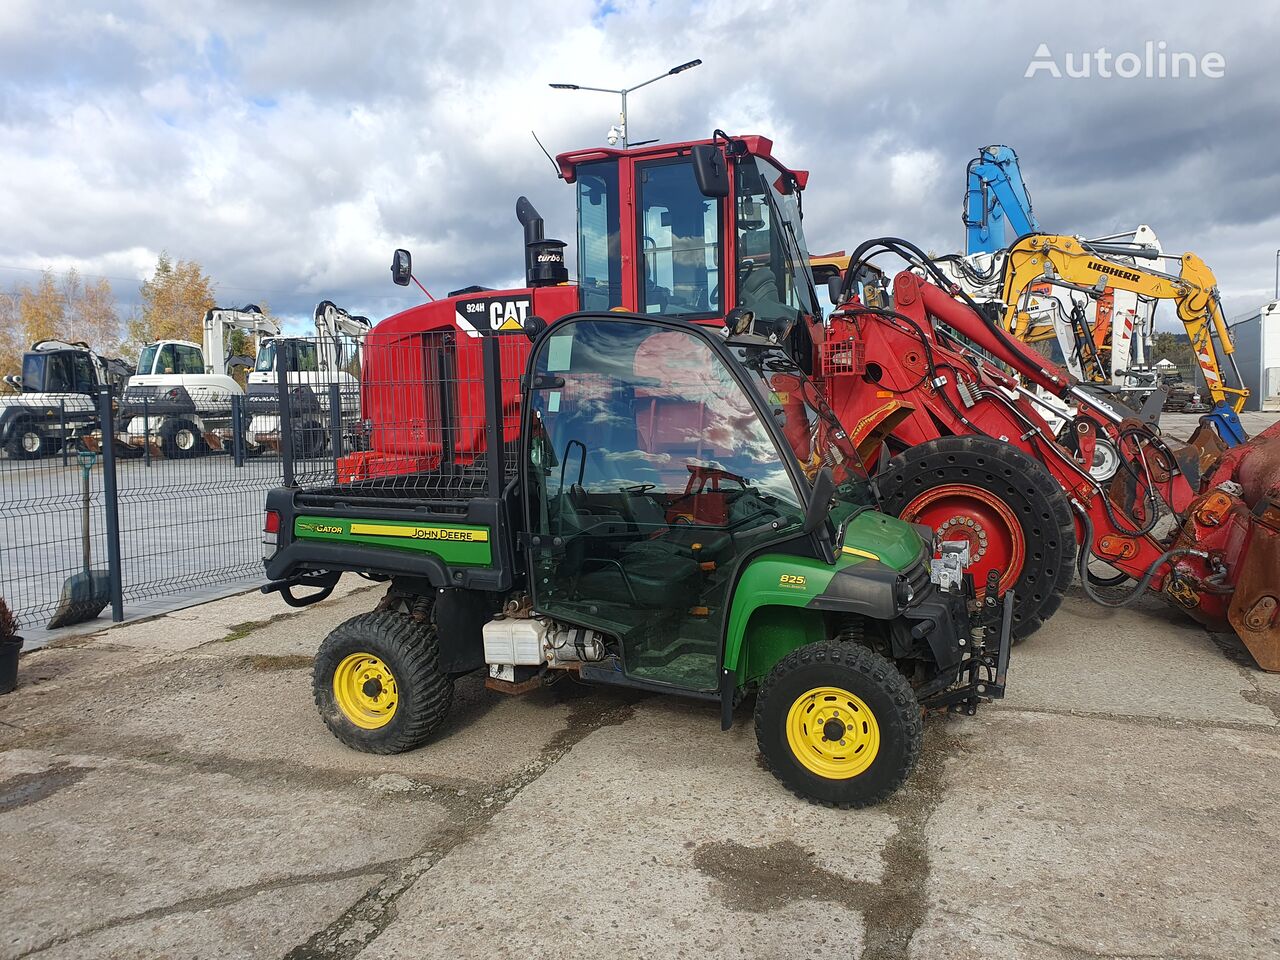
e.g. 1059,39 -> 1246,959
0,637 -> 22,695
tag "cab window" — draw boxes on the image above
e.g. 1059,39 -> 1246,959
70,352 -> 96,393
174,344 -> 204,374
42,353 -> 73,392
526,317 -> 804,692
637,159 -> 720,316
155,344 -> 178,374
576,161 -> 623,312
735,157 -> 816,323
21,353 -> 45,392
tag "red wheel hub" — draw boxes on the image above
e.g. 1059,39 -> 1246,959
899,484 -> 1025,593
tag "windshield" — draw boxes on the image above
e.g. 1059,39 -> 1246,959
735,156 -> 819,325
730,342 -> 879,529
138,344 -> 158,376
255,340 -> 319,373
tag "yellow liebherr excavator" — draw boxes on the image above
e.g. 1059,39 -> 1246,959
997,234 -> 1249,416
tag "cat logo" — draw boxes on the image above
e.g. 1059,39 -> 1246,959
490,300 -> 529,332
456,295 -> 533,338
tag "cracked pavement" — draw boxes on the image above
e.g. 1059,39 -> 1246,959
1,574 -> 1278,960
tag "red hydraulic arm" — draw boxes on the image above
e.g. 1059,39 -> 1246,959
815,270 -> 1236,629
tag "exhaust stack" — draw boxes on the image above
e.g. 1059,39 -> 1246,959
516,197 -> 568,288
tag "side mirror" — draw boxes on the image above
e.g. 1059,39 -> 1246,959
691,144 -> 730,198
802,466 -> 835,535
827,273 -> 844,306
390,249 -> 412,287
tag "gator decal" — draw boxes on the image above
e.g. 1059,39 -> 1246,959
294,515 -> 493,566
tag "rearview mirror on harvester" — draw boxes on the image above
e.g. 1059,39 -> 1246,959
691,144 -> 730,197
802,466 -> 836,535
390,248 -> 413,286
827,273 -> 844,306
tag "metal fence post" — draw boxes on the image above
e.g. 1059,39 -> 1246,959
482,335 -> 505,498
60,399 -> 69,466
142,396 -> 151,467
231,394 -> 245,468
97,387 -> 125,622
328,381 -> 342,484
276,341 -> 295,487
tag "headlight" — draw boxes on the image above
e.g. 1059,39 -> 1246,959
895,576 -> 914,607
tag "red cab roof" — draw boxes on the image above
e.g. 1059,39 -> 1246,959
556,134 -> 808,189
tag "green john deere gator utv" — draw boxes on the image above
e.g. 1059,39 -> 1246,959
263,311 -> 1011,808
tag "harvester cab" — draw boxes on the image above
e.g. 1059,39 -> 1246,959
560,132 -> 820,345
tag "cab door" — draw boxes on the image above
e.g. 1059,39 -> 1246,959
523,314 -> 807,693
634,156 -> 723,320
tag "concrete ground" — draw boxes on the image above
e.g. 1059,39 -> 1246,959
1160,409 -> 1278,441
2,575 -> 1278,960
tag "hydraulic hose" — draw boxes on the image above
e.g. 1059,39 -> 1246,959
1071,500 -> 1204,608
851,240 -> 1188,518
849,304 -> 984,433
846,236 -> 1085,403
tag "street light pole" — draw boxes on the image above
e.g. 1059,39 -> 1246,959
549,59 -> 702,149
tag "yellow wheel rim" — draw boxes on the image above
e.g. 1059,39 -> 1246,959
332,653 -> 399,729
785,686 -> 880,780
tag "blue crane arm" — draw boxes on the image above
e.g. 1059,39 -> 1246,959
964,145 -> 1039,255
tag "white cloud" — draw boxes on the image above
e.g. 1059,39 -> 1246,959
0,0 -> 1275,341
888,148 -> 944,204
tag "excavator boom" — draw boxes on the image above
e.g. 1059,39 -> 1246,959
998,234 -> 1250,422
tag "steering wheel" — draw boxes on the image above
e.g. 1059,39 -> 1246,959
727,503 -> 783,531
621,482 -> 656,495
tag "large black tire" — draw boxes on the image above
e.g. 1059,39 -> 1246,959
877,436 -> 1075,643
313,611 -> 454,754
5,419 -> 47,459
755,642 -> 922,809
160,418 -> 206,459
292,419 -> 327,459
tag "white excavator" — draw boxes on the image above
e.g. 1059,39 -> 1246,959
1,341 -> 132,458
928,225 -> 1163,389
245,300 -> 371,458
117,305 -> 280,458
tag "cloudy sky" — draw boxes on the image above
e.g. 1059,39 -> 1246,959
1,0 -> 1277,333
